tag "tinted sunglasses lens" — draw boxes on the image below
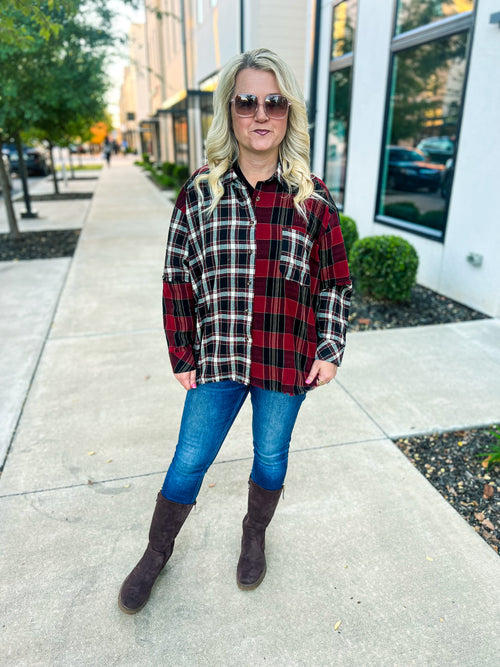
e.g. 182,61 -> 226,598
265,95 -> 289,118
234,94 -> 257,116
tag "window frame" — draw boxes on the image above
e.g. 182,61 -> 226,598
323,0 -> 357,209
374,9 -> 476,242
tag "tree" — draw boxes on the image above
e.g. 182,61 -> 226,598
0,0 -> 136,235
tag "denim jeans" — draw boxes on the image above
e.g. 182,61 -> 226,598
161,381 -> 306,504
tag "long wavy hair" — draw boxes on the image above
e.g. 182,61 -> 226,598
195,48 -> 317,216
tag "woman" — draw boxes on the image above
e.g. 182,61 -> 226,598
118,48 -> 351,615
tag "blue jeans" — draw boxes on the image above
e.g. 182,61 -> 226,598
161,381 -> 306,504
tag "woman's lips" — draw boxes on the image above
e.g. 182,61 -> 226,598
254,130 -> 270,135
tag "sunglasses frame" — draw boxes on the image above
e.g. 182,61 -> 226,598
230,93 -> 291,119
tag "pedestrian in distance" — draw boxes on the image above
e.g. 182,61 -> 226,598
118,48 -> 352,615
103,137 -> 112,166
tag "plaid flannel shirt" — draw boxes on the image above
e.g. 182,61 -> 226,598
162,163 -> 352,395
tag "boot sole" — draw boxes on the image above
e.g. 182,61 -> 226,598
237,564 -> 266,591
117,585 -> 150,615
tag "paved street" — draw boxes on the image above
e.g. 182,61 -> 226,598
1,160 -> 499,666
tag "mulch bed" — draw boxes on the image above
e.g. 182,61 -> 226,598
348,283 -> 488,331
29,192 -> 93,201
0,229 -> 81,261
395,429 -> 499,554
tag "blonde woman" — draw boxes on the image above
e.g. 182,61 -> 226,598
118,48 -> 352,614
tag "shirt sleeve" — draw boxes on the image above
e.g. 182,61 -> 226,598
314,193 -> 352,365
162,189 -> 197,373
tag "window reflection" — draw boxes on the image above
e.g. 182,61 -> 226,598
396,0 -> 473,35
378,32 -> 468,236
324,68 -> 352,204
332,0 -> 358,58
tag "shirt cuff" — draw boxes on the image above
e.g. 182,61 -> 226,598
169,346 -> 196,374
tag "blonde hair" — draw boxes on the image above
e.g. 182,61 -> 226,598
196,48 -> 317,216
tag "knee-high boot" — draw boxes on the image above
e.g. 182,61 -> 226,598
118,492 -> 194,614
236,478 -> 283,590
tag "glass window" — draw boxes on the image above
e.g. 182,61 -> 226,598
324,68 -> 352,203
378,31 -> 469,237
324,0 -> 358,206
332,0 -> 358,58
396,0 -> 473,36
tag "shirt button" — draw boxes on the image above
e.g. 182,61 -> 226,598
248,250 -> 253,255
247,280 -> 252,286
256,196 -> 260,202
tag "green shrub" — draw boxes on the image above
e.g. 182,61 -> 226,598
383,201 -> 420,223
350,235 -> 419,302
173,164 -> 190,184
161,161 -> 176,176
419,210 -> 445,231
142,152 -> 151,164
339,214 -> 359,260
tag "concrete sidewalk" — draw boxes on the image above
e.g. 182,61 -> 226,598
1,161 -> 499,665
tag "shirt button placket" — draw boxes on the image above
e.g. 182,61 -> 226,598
246,206 -> 257,374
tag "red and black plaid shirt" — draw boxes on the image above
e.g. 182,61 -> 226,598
162,163 -> 351,395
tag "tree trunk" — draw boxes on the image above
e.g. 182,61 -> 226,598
49,141 -> 59,194
15,132 -> 37,219
68,150 -> 75,179
0,135 -> 22,239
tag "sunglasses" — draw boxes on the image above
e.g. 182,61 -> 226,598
230,94 -> 290,119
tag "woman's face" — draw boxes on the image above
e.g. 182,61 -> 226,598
230,68 -> 288,164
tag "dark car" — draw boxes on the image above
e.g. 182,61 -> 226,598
8,148 -> 51,177
386,147 -> 444,192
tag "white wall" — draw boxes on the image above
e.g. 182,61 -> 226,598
438,0 -> 500,316
341,0 -> 393,233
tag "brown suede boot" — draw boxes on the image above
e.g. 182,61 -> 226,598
118,492 -> 194,614
236,478 -> 283,590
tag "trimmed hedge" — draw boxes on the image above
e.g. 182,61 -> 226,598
339,214 -> 359,260
383,201 -> 420,223
350,235 -> 419,302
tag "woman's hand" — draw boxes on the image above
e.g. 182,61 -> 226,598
305,360 -> 337,387
174,369 -> 197,391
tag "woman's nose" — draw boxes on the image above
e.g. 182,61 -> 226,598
254,102 -> 269,121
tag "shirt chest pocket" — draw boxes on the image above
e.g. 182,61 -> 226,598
279,227 -> 313,287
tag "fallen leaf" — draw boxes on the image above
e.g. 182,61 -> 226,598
483,484 -> 494,499
439,618 -> 444,623
87,451 -> 96,456
106,459 -> 113,463
358,318 -> 371,326
475,512 -> 485,522
482,519 -> 495,531
87,479 -> 94,485
208,483 -> 216,488
426,556 -> 434,561
144,375 -> 151,380
124,484 -> 131,488
334,620 -> 342,631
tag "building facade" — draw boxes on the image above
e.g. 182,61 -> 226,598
123,0 -> 499,317
119,22 -> 149,153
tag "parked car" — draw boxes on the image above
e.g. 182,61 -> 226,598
386,146 -> 445,192
8,148 -> 51,177
0,154 -> 13,194
416,136 -> 455,164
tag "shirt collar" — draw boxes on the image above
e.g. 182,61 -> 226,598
221,161 -> 287,189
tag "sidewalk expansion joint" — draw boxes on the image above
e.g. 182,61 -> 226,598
49,327 -> 163,342
0,437 -> 388,499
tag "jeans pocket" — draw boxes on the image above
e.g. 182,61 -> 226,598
279,227 -> 313,286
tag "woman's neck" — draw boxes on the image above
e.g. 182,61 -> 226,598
237,154 -> 278,188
